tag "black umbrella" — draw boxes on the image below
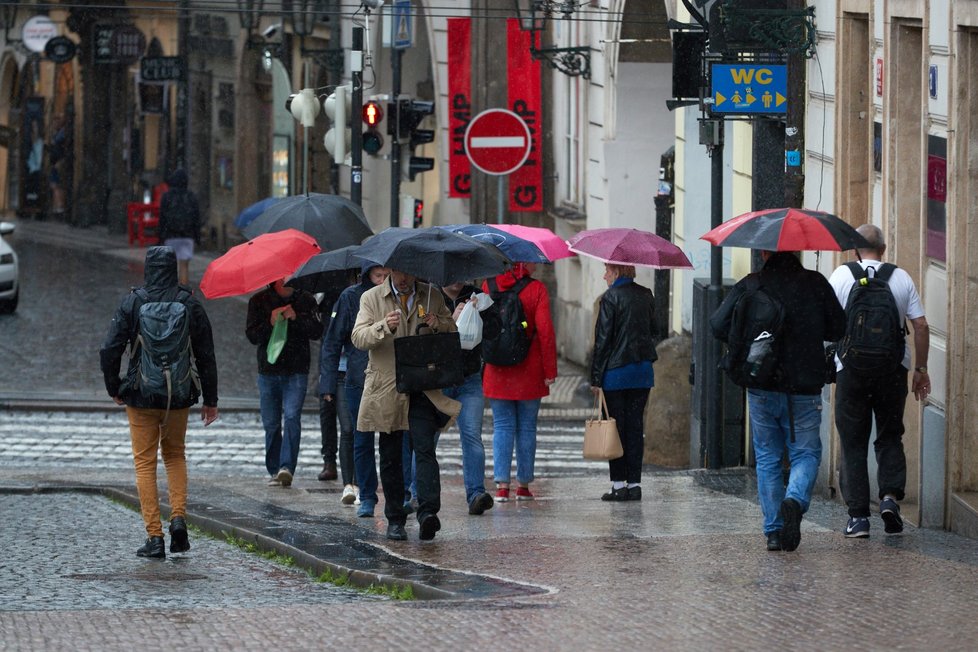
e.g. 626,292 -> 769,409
242,193 -> 373,251
354,227 -> 511,286
286,245 -> 364,293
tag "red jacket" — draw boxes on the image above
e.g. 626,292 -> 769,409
481,267 -> 558,400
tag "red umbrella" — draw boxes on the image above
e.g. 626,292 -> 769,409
492,223 -> 575,262
200,229 -> 320,299
700,208 -> 869,252
567,228 -> 693,269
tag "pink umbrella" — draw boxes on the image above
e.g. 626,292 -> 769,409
567,228 -> 693,269
492,223 -> 575,262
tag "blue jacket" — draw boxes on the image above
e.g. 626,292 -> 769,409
319,272 -> 374,395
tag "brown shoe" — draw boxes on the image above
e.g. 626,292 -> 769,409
318,462 -> 338,481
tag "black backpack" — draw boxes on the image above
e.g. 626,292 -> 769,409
481,276 -> 534,366
720,276 -> 787,390
131,288 -> 200,419
837,262 -> 904,375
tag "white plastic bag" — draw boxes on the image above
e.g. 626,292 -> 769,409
456,300 -> 483,350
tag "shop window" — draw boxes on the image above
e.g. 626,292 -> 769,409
873,121 -> 882,172
927,134 -> 947,262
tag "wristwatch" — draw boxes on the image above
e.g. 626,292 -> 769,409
915,366 -> 928,374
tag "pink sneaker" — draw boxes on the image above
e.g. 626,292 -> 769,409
495,487 -> 510,503
515,487 -> 534,501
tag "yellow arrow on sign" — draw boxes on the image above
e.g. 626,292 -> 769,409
744,92 -> 756,105
776,92 -> 786,107
715,91 -> 726,106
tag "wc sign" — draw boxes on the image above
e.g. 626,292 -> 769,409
710,63 -> 787,114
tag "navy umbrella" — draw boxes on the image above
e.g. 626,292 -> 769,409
286,245 -> 363,293
234,196 -> 280,230
437,223 -> 551,264
242,193 -> 373,251
354,227 -> 511,286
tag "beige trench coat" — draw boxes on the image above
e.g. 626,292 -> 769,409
351,280 -> 462,433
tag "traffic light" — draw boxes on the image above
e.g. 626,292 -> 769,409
323,84 -> 351,165
413,198 -> 423,228
286,88 -> 320,127
398,194 -> 424,228
392,97 -> 435,181
361,98 -> 385,156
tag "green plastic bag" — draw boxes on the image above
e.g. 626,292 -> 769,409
267,315 -> 288,364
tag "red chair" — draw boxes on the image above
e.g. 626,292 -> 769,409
127,202 -> 160,247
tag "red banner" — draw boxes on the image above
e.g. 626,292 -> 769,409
506,19 -> 543,212
447,18 -> 472,198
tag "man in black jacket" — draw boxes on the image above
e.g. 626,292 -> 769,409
711,251 -> 846,552
246,279 -> 321,487
100,246 -> 219,559
158,169 -> 201,286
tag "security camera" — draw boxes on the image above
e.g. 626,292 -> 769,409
263,23 -> 281,40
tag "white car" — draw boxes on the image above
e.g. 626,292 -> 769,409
0,221 -> 19,313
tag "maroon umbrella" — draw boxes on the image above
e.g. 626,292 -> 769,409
200,229 -> 320,299
700,208 -> 869,252
567,228 -> 693,269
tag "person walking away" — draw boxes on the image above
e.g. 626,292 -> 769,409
246,278 -> 321,487
316,285 -> 345,482
321,264 -> 390,513
589,264 -> 658,502
351,269 -> 461,541
100,246 -> 219,559
481,262 -> 558,502
158,169 -> 201,286
711,251 -> 845,552
440,281 -> 499,515
48,114 -> 68,217
828,223 -> 930,538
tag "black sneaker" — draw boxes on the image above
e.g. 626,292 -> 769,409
386,522 -> 407,541
419,514 -> 441,541
169,516 -> 190,553
766,531 -> 782,551
779,498 -> 803,552
136,536 -> 166,559
468,492 -> 494,515
627,486 -> 642,501
880,497 -> 904,534
601,487 -> 629,502
844,517 -> 870,538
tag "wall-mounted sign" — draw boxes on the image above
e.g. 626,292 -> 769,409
140,56 -> 185,83
710,64 -> 787,114
875,57 -> 884,97
929,64 -> 938,100
111,24 -> 147,65
44,36 -> 77,64
22,16 -> 59,53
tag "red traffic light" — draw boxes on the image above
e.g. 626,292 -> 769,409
362,100 -> 384,126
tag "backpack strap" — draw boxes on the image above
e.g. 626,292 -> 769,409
512,276 -> 533,294
487,278 -> 499,295
845,261 -> 867,281
874,262 -> 897,282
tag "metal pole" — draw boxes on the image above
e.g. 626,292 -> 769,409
351,27 -> 364,205
705,121 -> 725,469
303,64 -> 310,196
176,0 -> 190,170
390,48 -> 402,228
497,175 -> 505,224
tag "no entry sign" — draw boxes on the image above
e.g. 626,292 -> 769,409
464,109 -> 532,176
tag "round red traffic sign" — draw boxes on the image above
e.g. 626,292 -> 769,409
464,109 -> 532,176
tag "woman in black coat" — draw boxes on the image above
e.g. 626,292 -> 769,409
589,264 -> 658,502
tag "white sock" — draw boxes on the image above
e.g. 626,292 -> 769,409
883,494 -> 897,502
627,483 -> 640,489
612,481 -> 626,490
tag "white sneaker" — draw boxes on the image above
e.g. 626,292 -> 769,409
276,468 -> 293,487
267,477 -> 282,487
341,484 -> 358,506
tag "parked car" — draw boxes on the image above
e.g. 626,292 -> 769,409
0,221 -> 19,314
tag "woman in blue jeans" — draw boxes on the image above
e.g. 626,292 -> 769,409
589,264 -> 657,502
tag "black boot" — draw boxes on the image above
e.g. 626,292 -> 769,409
136,536 -> 166,559
169,517 -> 190,553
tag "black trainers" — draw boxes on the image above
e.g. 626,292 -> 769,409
627,486 -> 642,501
601,487 -> 629,502
169,516 -> 190,553
386,522 -> 407,541
419,513 -> 441,541
880,497 -> 904,534
844,517 -> 870,538
136,536 -> 166,559
468,492 -> 494,515
779,498 -> 803,552
766,531 -> 782,551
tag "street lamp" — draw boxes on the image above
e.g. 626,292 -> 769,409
1,0 -> 18,42
235,0 -> 265,34
512,0 -> 591,79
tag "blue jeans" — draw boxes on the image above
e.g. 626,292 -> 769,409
443,372 -> 488,504
346,384 -> 378,505
748,389 -> 823,535
257,373 -> 308,476
490,398 -> 541,485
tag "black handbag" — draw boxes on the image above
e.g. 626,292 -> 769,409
394,326 -> 464,393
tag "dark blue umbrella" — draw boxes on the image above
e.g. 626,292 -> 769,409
286,245 -> 363,293
234,197 -> 280,230
242,193 -> 373,251
437,223 -> 551,264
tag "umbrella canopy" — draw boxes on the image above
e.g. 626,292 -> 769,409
242,192 -> 373,251
285,245 -> 363,294
492,223 -> 575,261
200,229 -> 320,299
234,196 -> 281,230
437,223 -> 551,264
700,208 -> 870,252
354,227 -> 510,286
567,228 -> 693,269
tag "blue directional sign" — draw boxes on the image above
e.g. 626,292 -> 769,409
710,63 -> 787,114
392,0 -> 413,49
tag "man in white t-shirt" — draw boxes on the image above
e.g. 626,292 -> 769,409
829,223 -> 930,539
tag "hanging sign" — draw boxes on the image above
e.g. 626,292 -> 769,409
22,16 -> 59,53
447,18 -> 471,198
44,36 -> 77,63
506,18 -> 543,212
